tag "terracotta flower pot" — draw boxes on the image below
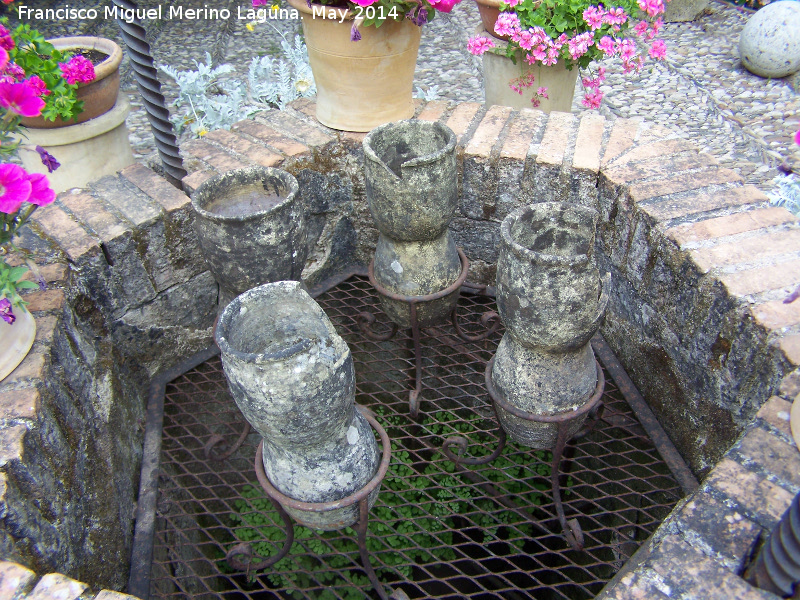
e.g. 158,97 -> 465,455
21,36 -> 123,129
0,307 -> 36,382
215,281 -> 380,529
286,0 -> 421,132
474,0 -> 510,40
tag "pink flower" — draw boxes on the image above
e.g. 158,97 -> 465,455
537,86 -> 548,98
59,55 -> 95,85
0,48 -> 7,72
597,36 -> 616,55
467,36 -> 496,55
603,7 -> 628,28
616,38 -> 637,60
4,62 -> 24,81
26,173 -> 55,207
0,164 -> 32,214
634,20 -> 649,37
567,31 -> 594,60
582,88 -> 604,109
795,127 -> 800,146
649,39 -> 667,59
431,0 -> 460,12
252,0 -> 268,5
0,81 -> 45,117
506,0 -> 520,6
582,6 -> 605,29
638,0 -> 664,17
0,25 -> 13,51
0,298 -> 15,325
515,29 -> 534,51
647,17 -> 663,39
24,75 -> 49,97
494,12 -> 520,37
543,47 -> 559,66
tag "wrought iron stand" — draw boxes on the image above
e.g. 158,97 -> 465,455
442,358 -> 606,551
224,406 -> 407,600
358,248 -> 500,418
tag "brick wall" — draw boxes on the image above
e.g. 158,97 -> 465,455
0,99 -> 797,596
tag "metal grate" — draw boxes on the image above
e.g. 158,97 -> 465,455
144,274 -> 686,600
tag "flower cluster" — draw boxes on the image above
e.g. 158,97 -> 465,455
468,0 -> 668,108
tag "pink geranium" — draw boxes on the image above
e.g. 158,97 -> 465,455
0,25 -> 13,51
494,12 -> 521,37
582,88 -> 604,109
582,6 -> 605,29
26,173 -> 55,207
597,36 -> 616,55
0,48 -> 7,72
430,0 -> 459,11
0,81 -> 45,117
24,75 -> 49,97
649,39 -> 666,59
795,127 -> 800,146
59,55 -> 95,85
0,164 -> 32,214
467,36 -> 496,55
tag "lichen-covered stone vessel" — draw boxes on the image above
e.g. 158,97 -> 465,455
192,166 -> 308,312
363,120 -> 461,328
215,281 -> 380,529
492,203 -> 609,449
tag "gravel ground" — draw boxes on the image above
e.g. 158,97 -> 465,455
11,0 -> 800,194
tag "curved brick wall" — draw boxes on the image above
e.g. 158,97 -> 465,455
0,99 -> 797,597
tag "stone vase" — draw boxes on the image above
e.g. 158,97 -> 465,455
0,307 -> 36,383
191,167 -> 308,313
363,120 -> 461,328
215,281 -> 380,530
491,203 -> 609,449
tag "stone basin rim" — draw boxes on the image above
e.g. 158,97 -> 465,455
362,119 -> 457,180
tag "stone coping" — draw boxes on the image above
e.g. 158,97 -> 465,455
0,98 -> 797,596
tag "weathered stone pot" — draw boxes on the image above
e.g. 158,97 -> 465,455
364,120 -> 462,327
191,166 -> 307,312
496,203 -> 608,352
215,281 -> 380,529
490,202 -> 609,449
0,307 -> 36,383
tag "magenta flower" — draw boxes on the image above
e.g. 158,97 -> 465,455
597,36 -> 616,55
24,75 -> 49,97
582,89 -> 604,109
649,39 -> 667,60
0,25 -> 13,51
467,36 -> 496,56
4,62 -> 24,81
36,146 -> 60,173
252,0 -> 268,5
537,86 -> 548,99
494,13 -> 520,37
0,298 -> 15,325
0,47 -> 7,72
59,55 -> 95,85
0,81 -> 45,117
430,0 -> 459,12
0,164 -> 32,214
638,0 -> 664,17
26,173 -> 55,206
582,6 -> 605,30
633,20 -> 648,37
795,128 -> 800,146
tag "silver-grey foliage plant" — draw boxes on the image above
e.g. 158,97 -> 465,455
767,174 -> 800,218
159,35 -> 315,137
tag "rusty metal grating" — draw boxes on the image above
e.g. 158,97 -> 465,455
139,273 -> 687,600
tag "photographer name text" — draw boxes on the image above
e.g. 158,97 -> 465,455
16,4 -> 300,24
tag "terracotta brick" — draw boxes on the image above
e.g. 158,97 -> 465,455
573,112 -> 605,172
628,169 -> 744,205
416,100 -> 448,122
704,457 -> 794,527
0,425 -> 26,466
500,109 -> 546,160
182,139 -> 248,172
0,389 -> 40,422
537,111 -> 577,167
607,138 -> 697,167
601,117 -> 641,166
23,289 -> 64,313
649,535 -> 774,600
667,207 -> 797,246
181,170 -> 216,195
718,258 -> 800,297
445,102 -> 482,142
465,105 -> 513,158
753,298 -> 800,331
231,120 -> 310,156
258,110 -> 334,147
688,229 -> 800,273
671,490 -> 762,571
204,129 -> 283,168
30,203 -> 96,262
604,153 -> 716,187
58,192 -> 128,242
289,97 -> 316,119
340,131 -> 367,145
27,573 -> 87,600
19,263 -> 67,288
4,351 -> 46,384
735,426 -> 800,487
756,396 -> 793,439
603,570 -> 670,600
89,175 -> 163,227
0,560 -> 36,600
645,184 -> 765,222
32,315 -> 57,344
120,163 -> 190,213
779,334 -> 800,366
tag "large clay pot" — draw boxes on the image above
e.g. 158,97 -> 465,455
491,202 -> 609,449
21,36 -> 123,129
287,0 -> 421,131
364,120 -> 462,328
191,167 -> 307,312
215,281 -> 380,529
0,307 -> 36,382
479,26 -> 579,112
474,0 -> 510,40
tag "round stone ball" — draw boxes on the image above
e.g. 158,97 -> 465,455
739,1 -> 800,78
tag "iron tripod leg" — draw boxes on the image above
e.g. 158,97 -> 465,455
204,422 -> 251,461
